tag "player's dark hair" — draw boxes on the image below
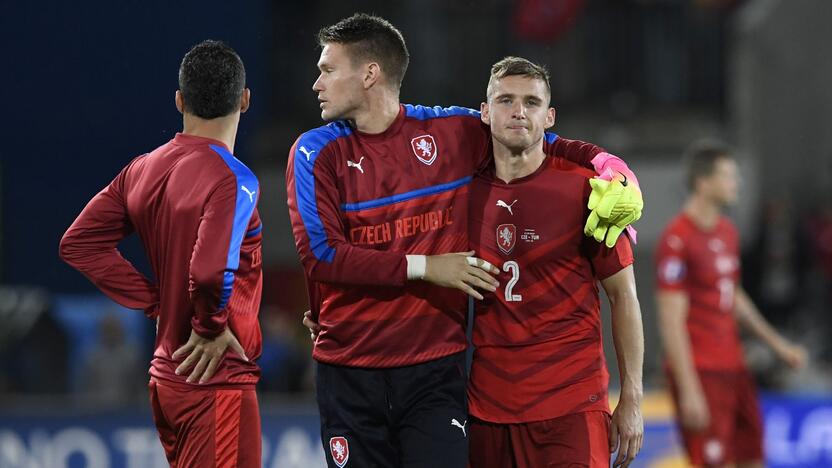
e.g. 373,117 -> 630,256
685,139 -> 735,190
317,13 -> 410,90
487,56 -> 552,100
178,40 -> 246,119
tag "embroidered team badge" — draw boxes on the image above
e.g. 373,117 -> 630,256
496,224 -> 516,255
330,436 -> 349,468
659,257 -> 686,284
411,134 -> 438,165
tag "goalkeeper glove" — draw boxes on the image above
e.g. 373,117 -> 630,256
584,177 -> 643,248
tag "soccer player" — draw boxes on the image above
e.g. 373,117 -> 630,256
60,40 -> 262,468
287,14 -> 642,468
466,57 -> 644,468
655,141 -> 807,468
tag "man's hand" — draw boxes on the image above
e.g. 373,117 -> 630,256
679,388 -> 710,432
775,341 -> 808,369
423,251 -> 500,300
610,398 -> 644,468
303,310 -> 320,341
173,328 -> 248,384
584,178 -> 643,248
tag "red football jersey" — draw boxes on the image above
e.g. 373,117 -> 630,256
655,213 -> 745,370
61,133 -> 262,387
467,157 -> 634,423
286,104 -> 606,368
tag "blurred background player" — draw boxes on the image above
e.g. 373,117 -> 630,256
287,13 -> 643,468
59,40 -> 263,467
466,56 -> 644,468
655,140 -> 807,468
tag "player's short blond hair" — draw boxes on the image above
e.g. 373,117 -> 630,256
486,56 -> 551,101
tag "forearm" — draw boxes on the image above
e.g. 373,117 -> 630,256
665,330 -> 701,390
735,290 -> 789,352
189,277 -> 229,338
610,292 -> 645,401
188,245 -> 232,338
300,242 -> 408,286
657,313 -> 701,392
60,230 -> 158,313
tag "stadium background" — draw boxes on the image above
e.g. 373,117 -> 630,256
2,0 -> 832,466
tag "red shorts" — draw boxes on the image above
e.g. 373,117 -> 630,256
668,369 -> 764,466
468,411 -> 611,468
148,380 -> 261,468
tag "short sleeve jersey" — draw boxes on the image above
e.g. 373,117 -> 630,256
655,213 -> 745,370
467,157 -> 633,423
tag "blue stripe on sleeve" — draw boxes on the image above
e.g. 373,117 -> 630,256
220,271 -> 235,308
245,224 -> 263,238
293,121 -> 353,263
209,144 -> 259,310
404,104 -> 481,120
545,132 -> 559,144
341,176 -> 472,212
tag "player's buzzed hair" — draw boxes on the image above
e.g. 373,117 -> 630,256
178,40 -> 246,119
487,56 -> 552,101
318,13 -> 410,90
684,139 -> 735,190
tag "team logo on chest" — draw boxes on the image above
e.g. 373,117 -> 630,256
329,436 -> 349,467
411,134 -> 438,165
496,224 -> 517,255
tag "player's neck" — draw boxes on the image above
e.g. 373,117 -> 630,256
182,113 -> 240,153
684,194 -> 722,230
352,90 -> 400,134
493,142 -> 546,183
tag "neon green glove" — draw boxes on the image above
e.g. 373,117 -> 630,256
584,178 -> 643,248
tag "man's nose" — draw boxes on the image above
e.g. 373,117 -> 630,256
511,102 -> 526,118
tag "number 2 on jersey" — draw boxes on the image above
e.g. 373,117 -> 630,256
503,261 -> 522,302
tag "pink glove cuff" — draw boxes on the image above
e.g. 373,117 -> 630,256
626,225 -> 638,244
590,152 -> 640,187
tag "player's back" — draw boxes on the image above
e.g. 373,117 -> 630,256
124,133 -> 262,387
467,157 -> 634,423
655,213 -> 744,370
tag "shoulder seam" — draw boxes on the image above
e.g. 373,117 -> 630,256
293,121 -> 353,164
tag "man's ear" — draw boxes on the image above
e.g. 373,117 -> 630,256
240,88 -> 251,113
480,102 -> 490,125
545,106 -> 556,129
175,90 -> 184,114
364,62 -> 380,89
